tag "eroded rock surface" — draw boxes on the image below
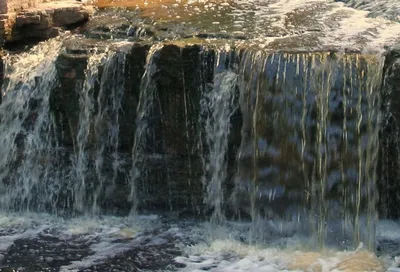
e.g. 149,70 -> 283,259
0,0 -> 91,43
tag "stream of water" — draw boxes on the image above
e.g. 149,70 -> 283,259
0,0 -> 399,271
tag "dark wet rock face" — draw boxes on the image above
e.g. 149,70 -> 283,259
379,49 -> 400,219
46,33 -> 387,232
0,56 -> 3,104
48,39 -> 211,214
52,51 -> 88,147
1,19 -> 400,228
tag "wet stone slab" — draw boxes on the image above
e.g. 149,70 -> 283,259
85,0 -> 400,52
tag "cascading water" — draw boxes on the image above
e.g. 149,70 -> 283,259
336,0 -> 400,21
201,48 -> 238,225
0,38 -> 62,212
72,50 -> 108,213
72,48 -> 127,214
0,10 -> 399,270
129,44 -> 163,216
233,51 -> 383,250
0,38 -> 134,215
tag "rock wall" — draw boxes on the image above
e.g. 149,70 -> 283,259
50,39 -> 208,214
0,0 -> 55,14
48,34 -> 388,222
379,49 -> 400,219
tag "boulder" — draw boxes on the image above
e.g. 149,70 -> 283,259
2,1 -> 91,43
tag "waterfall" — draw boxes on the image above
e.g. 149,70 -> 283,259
72,50 -> 108,213
201,48 -> 238,224
72,49 -> 127,214
0,33 -> 395,259
0,38 -> 62,212
129,44 -> 163,216
233,50 -> 383,249
0,38 -> 133,215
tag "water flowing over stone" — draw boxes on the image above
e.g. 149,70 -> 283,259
1,0 -> 400,269
379,49 -> 400,220
72,50 -> 127,214
200,48 -> 238,224
0,38 -> 390,249
0,38 -> 62,212
233,51 -> 383,250
0,38 -> 135,215
129,44 -> 163,216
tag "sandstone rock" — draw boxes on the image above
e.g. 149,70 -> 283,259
53,8 -> 89,26
2,1 -> 91,43
334,251 -> 384,272
287,252 -> 322,272
15,14 -> 41,26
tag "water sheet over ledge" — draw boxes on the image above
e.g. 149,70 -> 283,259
1,35 -> 398,251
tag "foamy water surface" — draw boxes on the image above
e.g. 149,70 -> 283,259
0,213 -> 399,271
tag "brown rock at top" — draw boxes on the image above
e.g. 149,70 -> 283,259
1,0 -> 92,43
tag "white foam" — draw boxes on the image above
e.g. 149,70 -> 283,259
172,219 -> 400,272
319,2 -> 400,51
175,238 -> 392,272
0,213 -> 399,271
340,0 -> 400,21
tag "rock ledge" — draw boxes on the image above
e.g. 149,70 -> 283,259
0,0 -> 92,44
